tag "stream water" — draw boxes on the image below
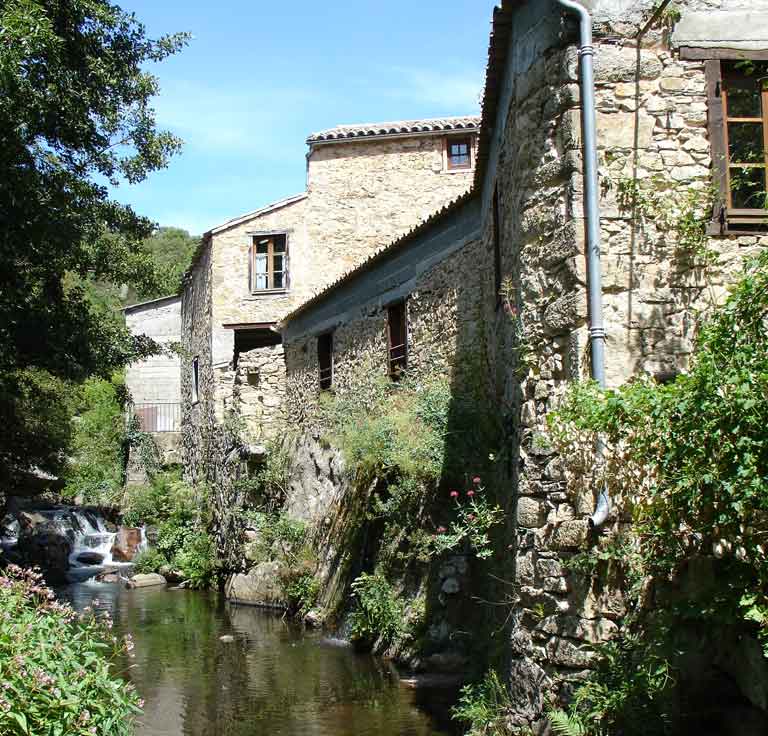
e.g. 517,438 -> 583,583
61,583 -> 459,736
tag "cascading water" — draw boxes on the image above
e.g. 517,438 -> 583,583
1,502 -> 146,583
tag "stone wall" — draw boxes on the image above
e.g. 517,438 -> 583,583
181,242 -> 215,487
305,135 -> 476,287
209,196 -> 306,368
477,0 -> 768,729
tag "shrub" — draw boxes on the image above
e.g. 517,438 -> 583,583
0,565 -> 142,735
547,249 -> 768,730
132,547 -> 165,574
123,470 -> 216,589
348,573 -> 404,648
172,530 -> 217,589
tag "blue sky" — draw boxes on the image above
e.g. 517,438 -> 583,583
115,0 -> 493,235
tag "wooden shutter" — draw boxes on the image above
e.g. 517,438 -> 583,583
706,60 -> 727,230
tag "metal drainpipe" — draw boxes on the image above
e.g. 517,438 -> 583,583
555,0 -> 610,528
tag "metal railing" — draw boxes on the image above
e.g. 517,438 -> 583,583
130,403 -> 182,433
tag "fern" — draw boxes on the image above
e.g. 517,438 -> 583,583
547,710 -> 590,736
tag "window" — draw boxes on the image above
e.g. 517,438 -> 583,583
493,185 -> 502,306
318,332 -> 333,391
446,136 -> 472,170
250,234 -> 288,291
707,59 -> 768,230
191,357 -> 199,404
387,301 -> 407,378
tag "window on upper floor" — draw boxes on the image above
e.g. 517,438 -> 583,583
445,136 -> 473,171
250,234 -> 288,291
318,332 -> 333,391
192,356 -> 200,404
706,58 -> 768,231
387,301 -> 408,379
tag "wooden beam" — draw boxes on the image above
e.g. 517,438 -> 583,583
680,46 -> 768,61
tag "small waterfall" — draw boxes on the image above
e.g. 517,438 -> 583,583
1,502 -> 147,583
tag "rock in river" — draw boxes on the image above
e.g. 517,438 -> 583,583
127,573 -> 166,589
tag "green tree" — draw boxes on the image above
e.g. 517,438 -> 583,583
129,226 -> 199,303
0,0 -> 188,489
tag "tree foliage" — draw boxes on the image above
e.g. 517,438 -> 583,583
0,0 -> 188,488
549,250 -> 768,732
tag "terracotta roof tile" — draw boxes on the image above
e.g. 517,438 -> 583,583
307,116 -> 480,143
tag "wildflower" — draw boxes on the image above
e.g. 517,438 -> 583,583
467,514 -> 475,522
467,490 -> 475,498
472,476 -> 481,485
488,453 -> 495,461
449,490 -> 459,498
137,698 -> 145,709
437,526 -> 447,534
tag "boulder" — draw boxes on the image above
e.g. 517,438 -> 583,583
95,569 -> 123,584
76,551 -> 104,566
17,519 -> 72,582
127,573 -> 166,588
225,561 -> 285,607
111,527 -> 142,562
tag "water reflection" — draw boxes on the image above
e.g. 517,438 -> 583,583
61,582 -> 457,736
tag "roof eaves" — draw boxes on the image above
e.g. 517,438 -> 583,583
122,293 -> 181,313
280,188 -> 477,326
473,2 -> 517,191
307,116 -> 481,144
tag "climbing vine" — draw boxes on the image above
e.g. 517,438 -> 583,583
547,250 -> 768,732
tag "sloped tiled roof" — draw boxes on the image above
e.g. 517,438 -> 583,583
280,189 -> 477,326
307,116 -> 481,143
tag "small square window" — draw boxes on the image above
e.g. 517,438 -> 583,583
446,136 -> 473,170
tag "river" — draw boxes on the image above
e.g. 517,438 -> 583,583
61,582 -> 459,736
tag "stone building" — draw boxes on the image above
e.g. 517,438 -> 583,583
179,117 -> 479,482
278,0 -> 768,729
123,295 -> 183,476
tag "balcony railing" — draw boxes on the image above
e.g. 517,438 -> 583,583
130,403 -> 181,433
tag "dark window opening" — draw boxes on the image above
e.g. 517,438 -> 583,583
707,59 -> 768,231
493,185 -> 502,307
446,136 -> 472,170
387,301 -> 408,379
250,234 -> 288,291
192,357 -> 200,404
318,332 -> 333,391
234,327 -> 281,365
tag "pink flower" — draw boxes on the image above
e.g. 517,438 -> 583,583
472,476 -> 481,485
449,490 -> 459,498
467,490 -> 475,498
467,514 -> 475,522
437,526 -> 447,533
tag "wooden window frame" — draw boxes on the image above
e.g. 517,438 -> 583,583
387,301 -> 408,379
493,185 -> 502,308
445,135 -> 473,171
318,332 -> 333,391
702,54 -> 768,233
191,356 -> 200,405
249,233 -> 289,292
